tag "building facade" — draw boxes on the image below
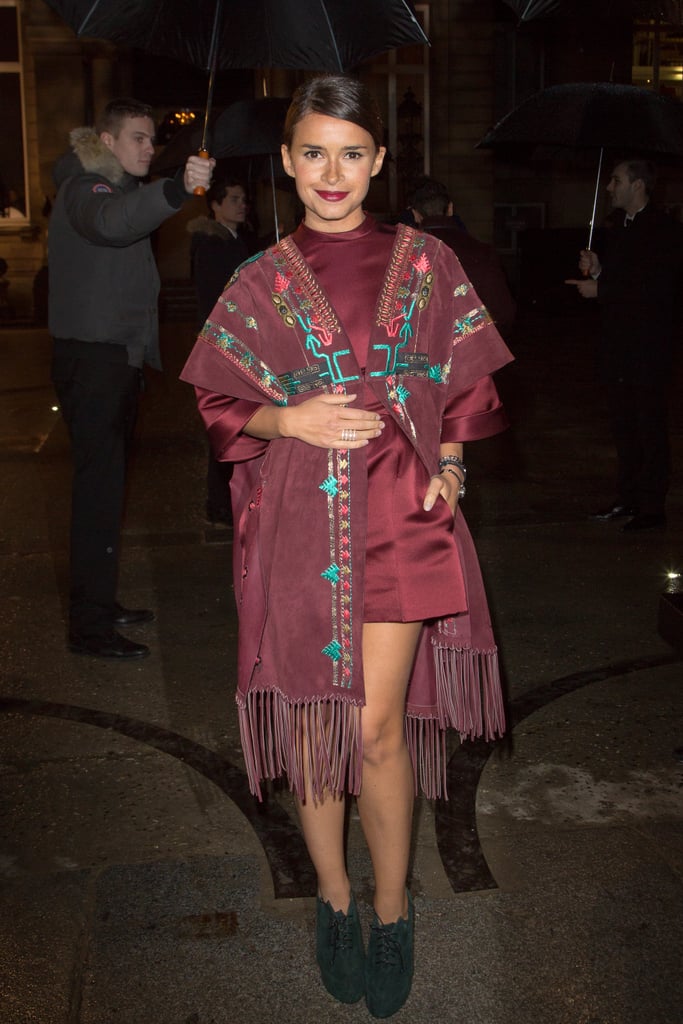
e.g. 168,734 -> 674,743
2,0 -> 682,321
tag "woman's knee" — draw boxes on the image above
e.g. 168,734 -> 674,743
362,714 -> 406,768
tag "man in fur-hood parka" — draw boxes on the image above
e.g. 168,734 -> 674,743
49,98 -> 214,659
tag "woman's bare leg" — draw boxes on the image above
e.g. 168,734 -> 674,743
356,620 -> 423,923
296,790 -> 350,912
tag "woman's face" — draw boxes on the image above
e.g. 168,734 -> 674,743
281,112 -> 386,233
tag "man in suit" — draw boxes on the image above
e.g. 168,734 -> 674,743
566,158 -> 683,531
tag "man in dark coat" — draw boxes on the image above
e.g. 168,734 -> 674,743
49,98 -> 214,658
566,158 -> 683,531
409,177 -> 516,339
188,177 -> 251,524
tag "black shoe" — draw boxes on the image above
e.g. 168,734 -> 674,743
112,602 -> 155,626
590,502 -> 640,521
621,512 -> 666,532
68,630 -> 150,659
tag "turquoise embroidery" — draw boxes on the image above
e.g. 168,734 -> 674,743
318,449 -> 353,687
270,242 -> 360,391
319,475 -> 339,498
321,563 -> 341,584
429,364 -> 444,383
370,336 -> 409,377
322,639 -> 342,662
297,312 -> 359,386
453,306 -> 492,340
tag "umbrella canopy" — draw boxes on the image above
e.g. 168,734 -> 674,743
150,98 -> 289,174
478,82 -> 683,157
213,97 -> 290,158
43,0 -> 428,72
500,0 -> 562,21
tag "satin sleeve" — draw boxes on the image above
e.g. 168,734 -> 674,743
440,374 -> 509,443
195,387 -> 268,462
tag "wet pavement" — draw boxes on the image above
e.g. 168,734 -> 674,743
1,303 -> 682,1024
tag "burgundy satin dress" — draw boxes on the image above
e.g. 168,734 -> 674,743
293,217 -> 502,623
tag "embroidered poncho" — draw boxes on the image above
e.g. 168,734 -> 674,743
181,221 -> 514,801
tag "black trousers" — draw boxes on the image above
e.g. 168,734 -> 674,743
606,370 -> 670,514
52,339 -> 142,637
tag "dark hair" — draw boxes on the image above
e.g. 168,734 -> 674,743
96,98 -> 155,136
283,74 -> 384,150
205,177 -> 246,217
409,176 -> 450,217
619,158 -> 657,196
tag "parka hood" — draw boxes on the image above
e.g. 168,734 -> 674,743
52,127 -> 127,189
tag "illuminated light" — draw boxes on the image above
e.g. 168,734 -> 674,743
666,571 -> 681,580
172,110 -> 196,126
51,405 -> 59,412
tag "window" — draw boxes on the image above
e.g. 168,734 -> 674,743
0,1 -> 27,224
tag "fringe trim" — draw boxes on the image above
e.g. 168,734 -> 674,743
238,689 -> 363,803
432,641 -> 506,743
404,715 -> 447,801
238,646 -> 505,804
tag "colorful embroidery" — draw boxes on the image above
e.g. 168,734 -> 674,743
201,321 -> 288,405
220,298 -> 257,330
319,450 -> 353,688
372,227 -> 437,383
453,306 -> 493,344
269,240 -> 360,389
376,226 -> 433,337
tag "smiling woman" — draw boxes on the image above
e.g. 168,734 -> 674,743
181,73 -> 513,1019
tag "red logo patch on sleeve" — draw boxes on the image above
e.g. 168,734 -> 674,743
91,183 -> 113,193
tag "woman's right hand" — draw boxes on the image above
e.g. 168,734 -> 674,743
280,392 -> 385,449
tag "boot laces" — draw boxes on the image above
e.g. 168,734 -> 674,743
370,922 -> 405,971
328,913 -> 354,961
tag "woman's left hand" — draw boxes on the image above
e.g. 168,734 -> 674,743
423,472 -> 460,516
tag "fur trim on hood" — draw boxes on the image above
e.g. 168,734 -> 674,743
70,127 -> 126,184
186,215 -> 233,238
52,127 -> 127,189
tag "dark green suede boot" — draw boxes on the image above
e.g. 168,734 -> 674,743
316,894 -> 365,1004
365,891 -> 414,1019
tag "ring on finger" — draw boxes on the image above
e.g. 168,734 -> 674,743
341,427 -> 357,442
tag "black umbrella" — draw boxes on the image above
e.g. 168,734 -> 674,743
478,81 -> 683,247
500,0 -> 562,21
43,0 -> 428,72
151,97 -> 291,237
479,82 -> 683,154
45,0 -> 428,195
213,99 -> 292,241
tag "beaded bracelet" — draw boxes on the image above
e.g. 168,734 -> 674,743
438,454 -> 467,480
442,467 -> 466,500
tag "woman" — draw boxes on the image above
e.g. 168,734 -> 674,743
181,75 -> 512,1019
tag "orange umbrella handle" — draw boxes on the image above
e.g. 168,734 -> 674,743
193,149 -> 210,196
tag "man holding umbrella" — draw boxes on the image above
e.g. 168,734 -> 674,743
566,158 -> 683,531
49,98 -> 214,658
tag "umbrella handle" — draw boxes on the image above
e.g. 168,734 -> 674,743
193,149 -> 210,196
